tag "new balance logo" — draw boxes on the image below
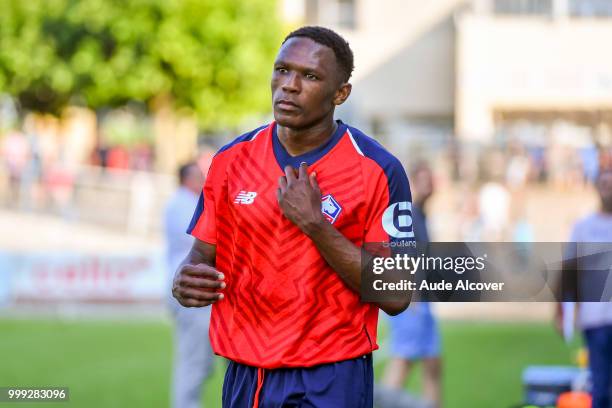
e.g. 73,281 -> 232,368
234,191 -> 257,204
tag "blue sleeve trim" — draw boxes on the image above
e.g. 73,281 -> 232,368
347,125 -> 414,241
216,124 -> 269,155
186,191 -> 204,235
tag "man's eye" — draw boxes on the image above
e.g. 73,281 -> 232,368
305,73 -> 318,80
276,67 -> 288,73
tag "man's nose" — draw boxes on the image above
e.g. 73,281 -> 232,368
281,72 -> 300,93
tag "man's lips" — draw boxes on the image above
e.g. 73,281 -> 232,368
276,99 -> 300,110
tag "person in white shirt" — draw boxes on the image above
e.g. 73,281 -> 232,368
557,168 -> 612,408
165,162 -> 213,408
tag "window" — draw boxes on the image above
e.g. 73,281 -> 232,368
570,0 -> 612,17
318,0 -> 357,29
336,0 -> 357,29
493,0 -> 553,16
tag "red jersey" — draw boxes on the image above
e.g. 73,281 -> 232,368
188,121 -> 413,368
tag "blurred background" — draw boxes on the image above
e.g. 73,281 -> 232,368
1,0 -> 611,407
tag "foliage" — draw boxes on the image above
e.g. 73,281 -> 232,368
0,0 -> 283,129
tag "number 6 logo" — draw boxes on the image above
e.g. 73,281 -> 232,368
382,201 -> 414,238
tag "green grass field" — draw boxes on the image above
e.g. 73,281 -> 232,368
0,318 -> 581,408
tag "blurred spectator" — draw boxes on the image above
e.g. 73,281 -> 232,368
506,143 -> 531,191
44,162 -> 75,219
106,146 -> 130,170
527,145 -> 547,183
131,144 -> 153,171
556,168 -> 612,408
90,142 -> 153,172
90,141 -> 110,168
599,148 -> 612,172
478,182 -> 511,241
457,187 -> 484,241
510,201 -> 535,243
164,162 -> 213,408
580,143 -> 599,184
378,162 -> 441,408
1,129 -> 28,206
19,129 -> 43,210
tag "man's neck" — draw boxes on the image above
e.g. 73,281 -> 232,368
277,118 -> 337,157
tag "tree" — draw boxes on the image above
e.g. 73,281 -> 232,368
0,0 -> 283,129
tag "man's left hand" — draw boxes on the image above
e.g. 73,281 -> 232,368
277,162 -> 325,234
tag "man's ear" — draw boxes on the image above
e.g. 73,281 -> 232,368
333,82 -> 352,106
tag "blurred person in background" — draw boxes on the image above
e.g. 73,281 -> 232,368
19,126 -> 43,210
478,181 -> 510,241
378,162 -> 442,408
1,128 -> 28,206
556,167 -> 612,408
457,187 -> 483,242
165,161 -> 213,408
506,142 -> 531,191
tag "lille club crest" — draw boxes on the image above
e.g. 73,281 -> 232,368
321,194 -> 342,224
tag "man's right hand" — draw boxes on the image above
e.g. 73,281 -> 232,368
172,263 -> 225,307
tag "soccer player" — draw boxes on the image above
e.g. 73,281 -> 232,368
172,26 -> 413,408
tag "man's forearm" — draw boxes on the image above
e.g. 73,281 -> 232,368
172,239 -> 224,307
276,163 -> 409,315
304,220 -> 410,315
174,241 -> 215,280
304,219 -> 362,291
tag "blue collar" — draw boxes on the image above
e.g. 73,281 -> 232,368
272,120 -> 346,170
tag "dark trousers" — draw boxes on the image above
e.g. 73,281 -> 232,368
584,325 -> 612,408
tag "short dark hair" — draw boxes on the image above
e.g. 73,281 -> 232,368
178,161 -> 197,184
283,26 -> 354,83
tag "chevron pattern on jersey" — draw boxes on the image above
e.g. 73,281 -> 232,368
194,124 -> 404,368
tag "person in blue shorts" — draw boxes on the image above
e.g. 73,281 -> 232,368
381,162 -> 442,408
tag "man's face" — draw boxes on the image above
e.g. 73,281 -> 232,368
597,171 -> 612,209
271,37 -> 348,129
184,165 -> 204,195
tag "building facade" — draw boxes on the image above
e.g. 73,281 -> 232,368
281,0 -> 612,158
